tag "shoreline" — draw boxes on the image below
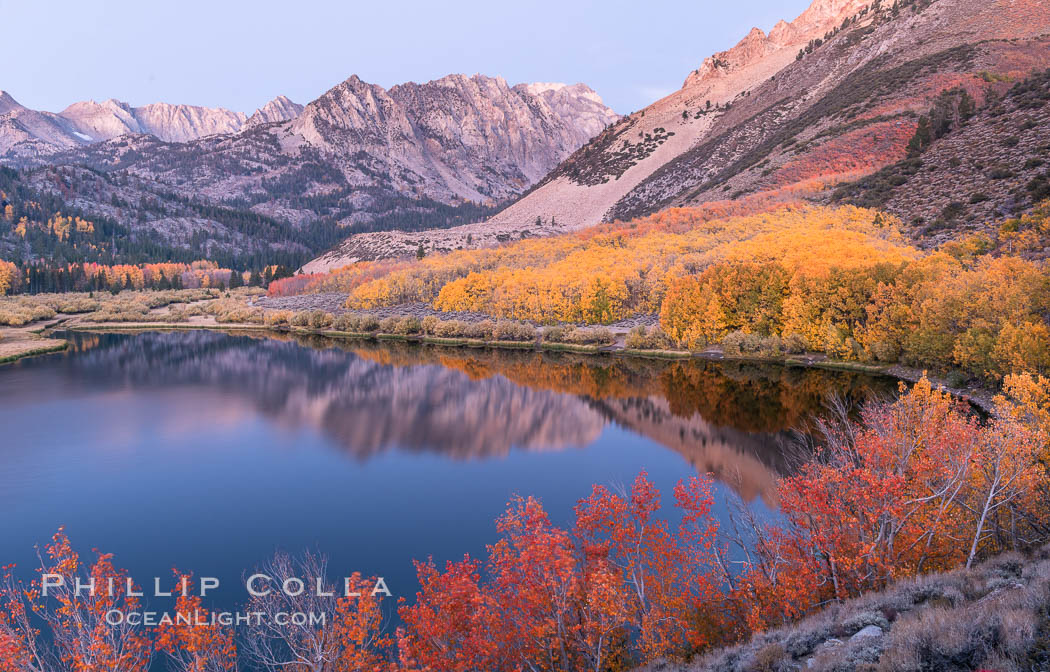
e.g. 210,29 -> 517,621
30,320 -> 997,411
0,338 -> 69,364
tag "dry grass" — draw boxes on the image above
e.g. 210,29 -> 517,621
0,289 -> 227,326
332,313 -> 380,333
625,325 -> 674,350
0,302 -> 56,326
720,331 -> 813,359
541,325 -> 615,346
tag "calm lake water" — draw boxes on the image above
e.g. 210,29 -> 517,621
0,330 -> 896,614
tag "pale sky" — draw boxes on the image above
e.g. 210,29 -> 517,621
3,0 -> 813,115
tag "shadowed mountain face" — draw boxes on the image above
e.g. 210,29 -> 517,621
14,331 -> 896,504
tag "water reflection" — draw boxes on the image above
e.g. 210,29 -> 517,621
7,330 -> 895,505
343,340 -> 894,504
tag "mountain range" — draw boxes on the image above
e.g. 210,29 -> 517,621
3,0 -> 1049,274
0,76 -> 618,268
0,92 -> 302,151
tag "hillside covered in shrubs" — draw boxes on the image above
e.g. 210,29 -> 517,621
650,545 -> 1050,672
269,202 -> 1050,385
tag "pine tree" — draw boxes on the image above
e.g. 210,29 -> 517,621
907,116 -> 933,157
959,90 -> 976,122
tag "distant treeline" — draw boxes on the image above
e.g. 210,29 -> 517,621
0,259 -> 295,295
1,165 -> 504,277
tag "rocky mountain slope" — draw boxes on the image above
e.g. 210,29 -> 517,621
281,74 -> 618,207
311,0 -> 1050,270
507,0 -> 1050,228
644,546 -> 1050,672
0,92 -> 85,158
0,164 -> 343,270
429,0 -> 884,233
58,99 -> 249,143
513,0 -> 1050,224
1,76 -> 616,268
831,67 -> 1050,240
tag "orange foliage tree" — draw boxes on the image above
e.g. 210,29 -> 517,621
728,377 -> 1047,635
0,529 -> 152,672
336,205 -> 904,324
257,199 -> 1050,382
154,572 -> 236,672
400,472 -> 724,671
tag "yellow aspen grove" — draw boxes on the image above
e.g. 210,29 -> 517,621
266,201 -> 1050,380
0,260 -> 17,296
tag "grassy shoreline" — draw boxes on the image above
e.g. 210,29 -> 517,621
0,289 -> 995,409
0,338 -> 68,364
41,320 -> 998,410
0,281 -> 994,410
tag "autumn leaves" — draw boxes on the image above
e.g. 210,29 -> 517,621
340,205 -> 911,327
661,251 -> 1050,381
0,261 -> 16,296
281,202 -> 1050,384
0,534 -> 388,672
400,376 -> 1050,669
1,532 -> 153,672
400,475 -> 723,671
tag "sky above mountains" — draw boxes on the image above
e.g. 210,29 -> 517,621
4,0 -> 811,115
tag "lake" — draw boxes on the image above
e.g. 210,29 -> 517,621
0,329 -> 896,614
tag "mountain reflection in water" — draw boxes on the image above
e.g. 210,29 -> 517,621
11,330 -> 895,505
